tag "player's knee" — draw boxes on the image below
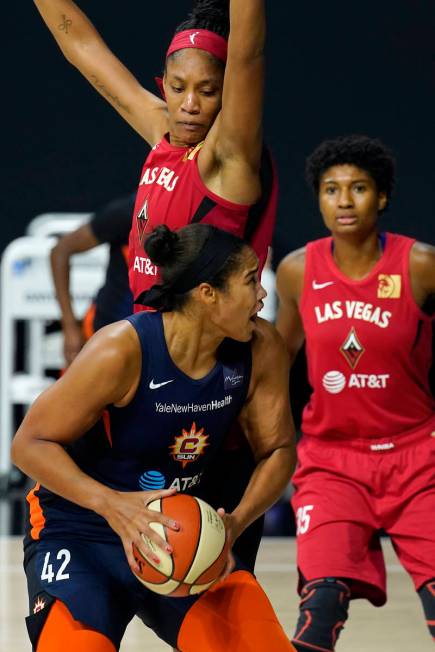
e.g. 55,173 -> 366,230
418,580 -> 435,639
292,578 -> 351,652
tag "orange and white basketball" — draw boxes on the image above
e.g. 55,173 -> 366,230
132,494 -> 229,597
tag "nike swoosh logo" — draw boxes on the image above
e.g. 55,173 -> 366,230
149,379 -> 174,389
312,280 -> 334,290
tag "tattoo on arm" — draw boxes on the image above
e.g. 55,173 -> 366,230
58,15 -> 72,34
90,75 -> 131,114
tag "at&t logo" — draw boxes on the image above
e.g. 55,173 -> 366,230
322,371 -> 346,394
139,470 -> 166,490
322,370 -> 390,394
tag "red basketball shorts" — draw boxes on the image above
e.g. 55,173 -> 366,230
291,420 -> 435,606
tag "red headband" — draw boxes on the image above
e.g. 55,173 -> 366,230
166,29 -> 227,62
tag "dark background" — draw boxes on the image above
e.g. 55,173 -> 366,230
2,1 -> 434,261
2,1 -> 434,536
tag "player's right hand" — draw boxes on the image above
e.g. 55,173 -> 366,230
102,488 -> 180,573
63,323 -> 85,366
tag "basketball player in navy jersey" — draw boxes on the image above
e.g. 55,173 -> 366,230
276,135 -> 435,650
12,224 -> 297,652
34,0 -> 277,582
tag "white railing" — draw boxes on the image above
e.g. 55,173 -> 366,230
0,231 -> 107,479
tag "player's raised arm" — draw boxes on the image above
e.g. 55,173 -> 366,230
200,0 -> 264,205
218,0 -> 264,162
33,0 -> 168,145
232,320 -> 296,541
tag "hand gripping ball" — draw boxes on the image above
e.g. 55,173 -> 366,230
132,494 -> 229,597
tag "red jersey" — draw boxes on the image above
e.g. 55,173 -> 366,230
128,136 -> 277,310
299,232 -> 434,440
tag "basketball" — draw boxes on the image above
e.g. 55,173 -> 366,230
132,494 -> 229,597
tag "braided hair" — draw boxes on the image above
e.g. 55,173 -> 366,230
175,0 -> 229,39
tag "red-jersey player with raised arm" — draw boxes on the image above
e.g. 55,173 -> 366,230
34,0 -> 277,578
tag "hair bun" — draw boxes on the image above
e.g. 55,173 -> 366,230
190,0 -> 228,22
175,0 -> 229,39
144,225 -> 179,266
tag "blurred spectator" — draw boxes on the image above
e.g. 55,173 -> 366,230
50,194 -> 135,365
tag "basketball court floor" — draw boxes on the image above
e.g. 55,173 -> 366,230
1,535 -> 432,651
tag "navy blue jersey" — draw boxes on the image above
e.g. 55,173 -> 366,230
89,193 -> 135,329
25,312 -> 251,547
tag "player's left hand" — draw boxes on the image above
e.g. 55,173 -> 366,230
214,507 -> 238,582
217,507 -> 242,547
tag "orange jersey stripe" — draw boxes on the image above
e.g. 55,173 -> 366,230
102,409 -> 113,447
26,482 -> 46,540
82,303 -> 97,341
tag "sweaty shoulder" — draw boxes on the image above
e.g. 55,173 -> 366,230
84,319 -> 138,359
276,246 -> 306,301
409,241 -> 435,309
250,318 -> 289,377
76,319 -> 141,406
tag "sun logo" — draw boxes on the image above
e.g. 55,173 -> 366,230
33,596 -> 46,614
169,423 -> 209,468
377,274 -> 401,299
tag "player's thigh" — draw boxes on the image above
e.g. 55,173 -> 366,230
389,485 -> 435,590
36,599 -> 116,652
388,430 -> 435,589
25,538 -> 137,650
292,468 -> 386,601
135,560 -> 293,651
177,570 -> 294,652
292,437 -> 377,547
133,560 -> 259,648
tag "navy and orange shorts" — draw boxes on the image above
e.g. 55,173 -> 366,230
291,421 -> 435,606
24,536 -> 295,652
24,536 -> 209,649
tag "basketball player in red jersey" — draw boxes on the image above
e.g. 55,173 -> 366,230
13,224 -> 296,652
32,0 -> 277,306
276,135 -> 435,651
33,0 -> 276,580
